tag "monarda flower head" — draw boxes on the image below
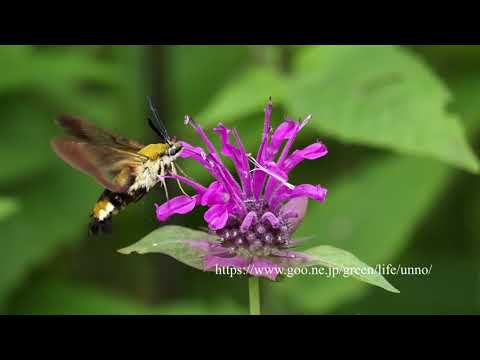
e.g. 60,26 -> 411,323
154,98 -> 328,280
120,98 -> 398,315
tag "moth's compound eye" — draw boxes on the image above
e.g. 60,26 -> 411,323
169,145 -> 180,156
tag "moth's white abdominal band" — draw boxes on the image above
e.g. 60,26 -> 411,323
98,202 -> 115,221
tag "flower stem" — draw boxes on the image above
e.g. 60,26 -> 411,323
248,277 -> 261,315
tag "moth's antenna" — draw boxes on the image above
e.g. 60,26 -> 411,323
147,96 -> 170,142
148,118 -> 164,139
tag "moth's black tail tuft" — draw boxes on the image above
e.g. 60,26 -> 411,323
88,217 -> 113,236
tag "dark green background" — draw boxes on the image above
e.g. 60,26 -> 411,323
0,45 -> 478,314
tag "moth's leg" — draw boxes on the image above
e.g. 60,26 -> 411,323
171,162 -> 189,197
159,160 -> 169,201
174,161 -> 188,178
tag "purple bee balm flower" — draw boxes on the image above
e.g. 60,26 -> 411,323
155,98 -> 328,280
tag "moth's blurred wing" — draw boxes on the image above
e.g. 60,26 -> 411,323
55,115 -> 145,150
51,138 -> 147,193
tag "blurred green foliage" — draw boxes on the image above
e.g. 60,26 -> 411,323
1,45 -> 479,314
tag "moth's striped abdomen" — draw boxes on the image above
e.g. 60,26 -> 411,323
89,189 -> 143,235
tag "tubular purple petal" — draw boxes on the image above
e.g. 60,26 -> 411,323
271,184 -> 327,210
252,97 -> 273,199
213,124 -> 252,195
282,141 -> 328,173
265,119 -> 298,161
256,97 -> 272,162
276,121 -> 301,166
232,128 -> 253,196
213,123 -> 235,158
201,181 -> 230,206
262,119 -> 300,201
278,197 -> 309,232
204,203 -> 230,230
178,141 -> 212,171
184,115 -> 223,165
206,154 -> 245,214
156,195 -> 199,222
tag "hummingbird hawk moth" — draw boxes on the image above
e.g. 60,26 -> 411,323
51,97 -> 186,235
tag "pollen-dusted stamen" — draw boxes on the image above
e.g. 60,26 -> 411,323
247,154 -> 295,190
300,114 -> 312,129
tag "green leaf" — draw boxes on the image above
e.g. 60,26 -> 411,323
0,46 -> 35,91
8,280 -> 244,315
0,46 -> 117,98
0,46 -> 148,184
0,197 -> 18,221
0,168 -> 102,307
448,72 -> 480,136
303,245 -> 399,293
165,45 -> 251,120
286,45 -> 478,173
0,104 -> 61,183
409,45 -> 480,75
118,225 -> 216,271
0,46 -> 150,307
197,66 -> 287,126
269,155 -> 451,313
335,257 -> 476,314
